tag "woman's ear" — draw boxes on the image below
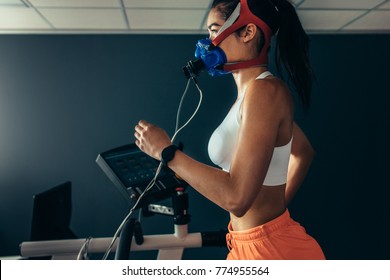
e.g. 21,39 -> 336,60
242,23 -> 257,42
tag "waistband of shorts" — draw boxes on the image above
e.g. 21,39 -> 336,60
228,209 -> 293,241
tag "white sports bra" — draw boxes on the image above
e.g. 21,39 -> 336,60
208,71 -> 292,186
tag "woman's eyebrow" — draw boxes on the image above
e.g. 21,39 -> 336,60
207,23 -> 222,30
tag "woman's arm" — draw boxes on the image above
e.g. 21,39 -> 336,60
285,122 -> 315,205
134,80 -> 284,217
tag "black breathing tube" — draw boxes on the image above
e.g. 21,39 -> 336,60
182,59 -> 206,79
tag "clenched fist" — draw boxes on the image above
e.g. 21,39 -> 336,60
134,120 -> 172,160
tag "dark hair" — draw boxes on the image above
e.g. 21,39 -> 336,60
211,0 -> 313,110
212,0 -> 240,20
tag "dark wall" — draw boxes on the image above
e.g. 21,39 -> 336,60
0,34 -> 389,259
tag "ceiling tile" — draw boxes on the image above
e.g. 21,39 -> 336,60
378,1 -> 390,9
38,8 -> 126,29
29,0 -> 120,8
1,0 -> 389,34
290,0 -> 304,6
124,0 -> 211,9
0,0 -> 24,5
0,7 -> 50,29
343,10 -> 390,31
127,9 -> 206,30
300,0 -> 385,9
298,10 -> 365,31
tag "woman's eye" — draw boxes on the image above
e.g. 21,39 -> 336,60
209,30 -> 218,39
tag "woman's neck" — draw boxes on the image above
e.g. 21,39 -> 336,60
232,66 -> 269,98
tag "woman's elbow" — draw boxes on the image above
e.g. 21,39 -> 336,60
225,198 -> 251,218
306,144 -> 316,162
229,207 -> 248,218
296,138 -> 316,163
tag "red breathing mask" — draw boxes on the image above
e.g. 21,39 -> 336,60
212,0 -> 273,72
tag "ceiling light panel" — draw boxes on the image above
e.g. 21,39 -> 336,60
29,0 -> 120,8
298,10 -> 365,31
127,9 -> 205,30
124,0 -> 211,9
300,0 -> 386,9
38,8 -> 126,29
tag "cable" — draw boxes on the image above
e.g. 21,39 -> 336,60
172,77 -> 203,143
101,77 -> 203,260
175,78 -> 191,132
101,172 -> 158,260
77,236 -> 92,260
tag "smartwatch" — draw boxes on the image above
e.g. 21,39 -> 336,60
161,145 -> 179,166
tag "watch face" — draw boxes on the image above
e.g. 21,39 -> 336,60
162,145 -> 178,165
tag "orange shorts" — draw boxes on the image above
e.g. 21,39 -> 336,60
226,210 -> 325,260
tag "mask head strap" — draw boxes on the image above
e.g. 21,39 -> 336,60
211,0 -> 273,72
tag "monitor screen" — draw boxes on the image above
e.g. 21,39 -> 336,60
96,143 -> 187,208
30,181 -> 77,241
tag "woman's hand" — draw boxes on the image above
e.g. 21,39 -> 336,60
134,120 -> 172,160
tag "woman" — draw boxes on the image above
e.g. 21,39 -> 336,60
134,0 -> 325,260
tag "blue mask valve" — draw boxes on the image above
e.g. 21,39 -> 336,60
183,38 -> 231,78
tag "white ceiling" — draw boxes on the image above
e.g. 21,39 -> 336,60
0,0 -> 389,34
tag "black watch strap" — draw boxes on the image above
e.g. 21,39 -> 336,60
161,145 -> 179,166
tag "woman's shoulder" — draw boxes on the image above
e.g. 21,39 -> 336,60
244,76 -> 291,109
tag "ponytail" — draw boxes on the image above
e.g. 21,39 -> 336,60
274,0 -> 313,111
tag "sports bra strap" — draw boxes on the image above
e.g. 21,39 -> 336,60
256,71 -> 273,80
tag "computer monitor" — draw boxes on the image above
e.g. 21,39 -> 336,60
30,181 -> 77,241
